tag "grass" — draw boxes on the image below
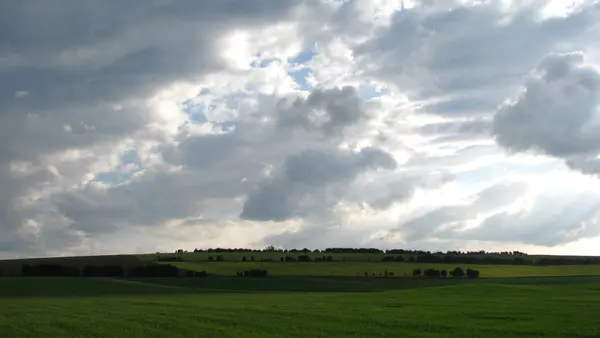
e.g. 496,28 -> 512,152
159,260 -> 600,277
1,276 -> 600,337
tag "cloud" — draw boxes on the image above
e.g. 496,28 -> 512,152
2,0 -> 600,258
277,86 -> 368,136
493,51 -> 600,174
0,0 -> 307,256
354,0 -> 600,117
241,146 -> 397,221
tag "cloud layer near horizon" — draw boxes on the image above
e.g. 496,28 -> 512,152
2,0 -> 600,258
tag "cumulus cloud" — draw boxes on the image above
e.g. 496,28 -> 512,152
241,147 -> 397,221
493,51 -> 600,174
277,86 -> 368,136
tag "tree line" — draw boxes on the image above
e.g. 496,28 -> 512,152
18,263 -> 207,278
411,267 -> 480,278
169,251 -> 600,266
188,246 -> 528,256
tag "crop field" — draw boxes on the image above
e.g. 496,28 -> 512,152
1,276 -> 600,337
159,261 -> 600,278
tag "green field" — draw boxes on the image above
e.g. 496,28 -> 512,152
1,276 -> 600,337
159,261 -> 600,278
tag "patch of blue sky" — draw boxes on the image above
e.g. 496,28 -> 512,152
358,84 -> 387,100
287,45 -> 317,90
289,68 -> 313,90
92,149 -> 142,186
181,98 -> 207,124
287,45 -> 316,65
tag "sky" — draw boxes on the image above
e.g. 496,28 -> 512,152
2,0 -> 600,259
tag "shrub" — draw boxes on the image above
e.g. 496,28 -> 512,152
466,268 -> 480,279
449,267 -> 466,278
412,269 -> 422,277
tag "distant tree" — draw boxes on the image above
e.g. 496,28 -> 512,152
412,269 -> 421,277
441,270 -> 448,278
364,272 -> 368,277
449,267 -> 465,278
297,255 -> 311,262
466,268 -> 480,279
250,256 -> 255,261
264,245 -> 276,252
280,257 -> 285,262
242,256 -> 247,262
388,272 -> 394,277
208,256 -> 214,261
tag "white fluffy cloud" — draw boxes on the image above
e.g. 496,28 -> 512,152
2,0 -> 600,258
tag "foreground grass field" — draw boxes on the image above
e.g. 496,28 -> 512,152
1,276 -> 600,337
160,260 -> 600,277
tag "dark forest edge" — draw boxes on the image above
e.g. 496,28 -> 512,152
13,263 -> 482,280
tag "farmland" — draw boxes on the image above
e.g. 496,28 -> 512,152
158,260 -> 600,278
1,276 -> 600,337
2,250 -> 600,337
